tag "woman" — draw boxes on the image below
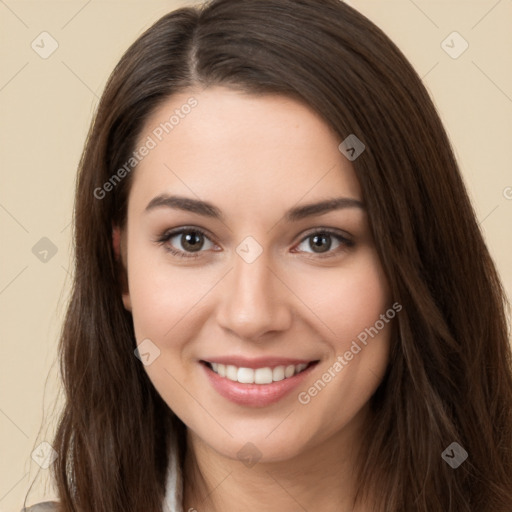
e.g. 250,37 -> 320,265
23,0 -> 512,510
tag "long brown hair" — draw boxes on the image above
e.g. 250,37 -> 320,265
46,0 -> 512,510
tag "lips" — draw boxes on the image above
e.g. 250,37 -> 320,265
200,357 -> 319,407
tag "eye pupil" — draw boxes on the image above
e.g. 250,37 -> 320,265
182,232 -> 204,252
310,234 -> 331,253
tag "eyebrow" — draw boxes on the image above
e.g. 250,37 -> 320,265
144,194 -> 365,221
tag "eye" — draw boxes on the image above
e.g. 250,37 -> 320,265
156,227 -> 217,258
294,229 -> 354,257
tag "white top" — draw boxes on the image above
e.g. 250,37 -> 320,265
163,436 -> 184,512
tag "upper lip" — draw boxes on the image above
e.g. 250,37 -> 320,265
200,356 -> 318,369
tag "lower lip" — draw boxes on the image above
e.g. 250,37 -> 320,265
201,362 -> 318,407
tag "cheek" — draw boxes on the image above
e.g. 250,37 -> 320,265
125,248 -> 211,414
289,249 -> 391,344
290,248 -> 392,407
292,250 -> 393,428
126,240 -> 214,342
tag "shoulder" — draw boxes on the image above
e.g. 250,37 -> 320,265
21,502 -> 59,512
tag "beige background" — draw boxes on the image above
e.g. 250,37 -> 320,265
1,0 -> 511,509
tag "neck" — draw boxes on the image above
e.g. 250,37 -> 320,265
182,406 -> 373,512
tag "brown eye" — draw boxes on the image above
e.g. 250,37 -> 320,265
295,229 -> 354,257
178,231 -> 205,252
309,234 -> 332,253
157,228 -> 216,258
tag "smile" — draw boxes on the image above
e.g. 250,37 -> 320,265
200,358 -> 319,407
203,361 -> 312,384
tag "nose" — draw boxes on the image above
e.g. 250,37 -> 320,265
215,251 -> 293,341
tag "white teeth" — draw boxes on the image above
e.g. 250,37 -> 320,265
272,366 -> 285,382
284,365 -> 295,378
237,367 -> 254,383
226,365 -> 238,381
208,362 -> 311,384
254,367 -> 273,384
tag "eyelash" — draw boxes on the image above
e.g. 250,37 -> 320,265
154,226 -> 355,260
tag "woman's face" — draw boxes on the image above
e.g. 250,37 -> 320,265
117,86 -> 393,462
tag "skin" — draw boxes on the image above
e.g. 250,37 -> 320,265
114,86 -> 393,512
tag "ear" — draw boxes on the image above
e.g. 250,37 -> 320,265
112,224 -> 132,312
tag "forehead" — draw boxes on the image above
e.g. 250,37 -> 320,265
129,86 -> 362,215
